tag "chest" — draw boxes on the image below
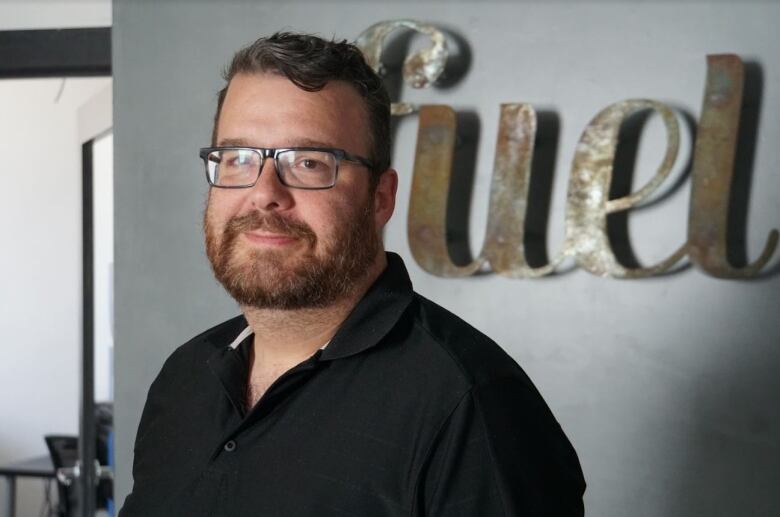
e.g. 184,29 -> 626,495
145,369 -> 429,516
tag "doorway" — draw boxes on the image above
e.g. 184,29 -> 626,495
0,28 -> 112,517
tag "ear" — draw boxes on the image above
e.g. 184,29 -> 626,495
373,169 -> 398,230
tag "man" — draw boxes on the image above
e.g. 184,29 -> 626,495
121,32 -> 585,516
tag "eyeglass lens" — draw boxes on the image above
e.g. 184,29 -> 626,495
207,149 -> 338,188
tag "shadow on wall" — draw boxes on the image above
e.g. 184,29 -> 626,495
661,324 -> 780,517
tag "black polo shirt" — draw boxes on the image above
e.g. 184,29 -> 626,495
120,253 -> 585,516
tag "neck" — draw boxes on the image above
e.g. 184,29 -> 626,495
241,251 -> 387,365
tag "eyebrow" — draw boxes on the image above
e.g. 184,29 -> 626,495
216,137 -> 339,149
217,137 -> 251,147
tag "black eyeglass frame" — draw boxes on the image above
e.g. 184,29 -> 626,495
199,146 -> 377,190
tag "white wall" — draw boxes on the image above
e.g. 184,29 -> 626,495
0,0 -> 110,31
112,2 -> 780,516
93,131 -> 114,402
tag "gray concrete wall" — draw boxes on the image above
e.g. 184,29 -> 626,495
113,2 -> 780,515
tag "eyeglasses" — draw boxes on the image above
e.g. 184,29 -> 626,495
199,146 -> 376,190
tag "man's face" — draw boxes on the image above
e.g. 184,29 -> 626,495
204,73 -> 395,309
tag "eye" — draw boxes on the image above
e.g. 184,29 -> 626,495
300,159 -> 320,169
291,155 -> 331,173
226,152 -> 253,167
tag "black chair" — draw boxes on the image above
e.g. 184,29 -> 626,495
44,404 -> 113,516
44,435 -> 78,516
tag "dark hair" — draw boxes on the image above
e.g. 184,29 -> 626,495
212,32 -> 391,178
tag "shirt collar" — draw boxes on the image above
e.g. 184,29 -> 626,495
220,252 -> 414,360
228,326 -> 254,350
227,326 -> 331,352
320,252 -> 414,361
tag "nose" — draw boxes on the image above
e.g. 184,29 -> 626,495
246,157 -> 294,211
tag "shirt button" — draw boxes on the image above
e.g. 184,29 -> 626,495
224,440 -> 237,452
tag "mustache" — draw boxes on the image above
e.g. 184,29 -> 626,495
225,211 -> 317,244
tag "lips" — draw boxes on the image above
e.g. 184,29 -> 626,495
243,229 -> 299,246
224,211 -> 317,248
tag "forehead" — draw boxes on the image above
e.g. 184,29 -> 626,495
217,73 -> 371,154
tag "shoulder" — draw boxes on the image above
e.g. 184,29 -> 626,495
155,314 -> 246,378
405,292 -> 538,393
405,294 -> 587,513
136,315 -> 246,435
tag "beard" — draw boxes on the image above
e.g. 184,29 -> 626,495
204,198 -> 380,310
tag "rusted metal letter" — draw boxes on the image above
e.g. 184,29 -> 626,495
355,20 -> 448,115
408,106 -> 482,276
688,54 -> 778,278
408,104 -> 559,277
484,105 -> 563,277
565,99 -> 687,277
